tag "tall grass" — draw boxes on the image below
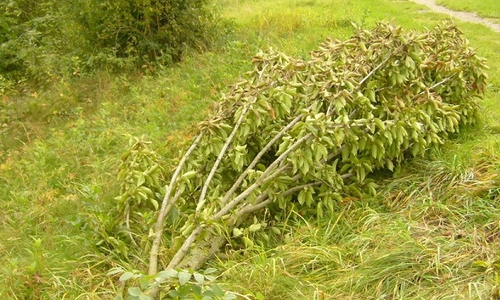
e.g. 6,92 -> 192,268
217,150 -> 500,299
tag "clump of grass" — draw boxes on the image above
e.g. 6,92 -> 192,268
254,10 -> 307,35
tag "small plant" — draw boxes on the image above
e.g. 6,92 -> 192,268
93,136 -> 164,259
109,267 -> 236,300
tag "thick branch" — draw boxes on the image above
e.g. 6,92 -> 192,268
176,235 -> 227,270
167,225 -> 205,269
213,132 -> 313,220
196,101 -> 254,213
149,132 -> 205,275
212,164 -> 290,220
234,172 -> 353,218
219,113 -> 305,207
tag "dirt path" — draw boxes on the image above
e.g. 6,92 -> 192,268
411,0 -> 500,33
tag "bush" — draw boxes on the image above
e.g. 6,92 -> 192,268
74,0 -> 223,65
0,0 -> 225,86
106,22 -> 488,281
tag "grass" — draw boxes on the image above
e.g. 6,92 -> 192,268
437,0 -> 500,21
1,0 -> 500,299
217,152 -> 500,299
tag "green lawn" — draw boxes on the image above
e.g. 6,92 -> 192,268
1,0 -> 499,299
438,0 -> 500,20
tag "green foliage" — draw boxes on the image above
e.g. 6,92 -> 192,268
116,136 -> 164,213
93,136 -> 165,260
0,0 -> 225,86
1,0 -> 499,298
0,0 -> 57,82
109,267 -> 236,300
147,21 -> 487,273
72,0 -> 224,66
0,1 -> 19,71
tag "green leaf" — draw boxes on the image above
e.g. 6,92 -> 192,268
277,138 -> 291,155
386,159 -> 394,171
158,269 -> 178,279
128,287 -> 142,297
194,273 -> 205,285
248,223 -> 262,232
357,167 -> 366,182
223,293 -> 237,300
243,236 -> 254,248
254,292 -> 265,300
191,284 -> 202,296
211,284 -> 225,297
204,268 -> 218,275
374,118 -> 385,130
316,202 -> 324,219
341,146 -> 350,161
137,173 -> 145,187
178,271 -> 192,285
107,267 -> 124,276
371,144 -> 378,159
298,189 -> 306,205
232,228 -> 243,237
150,199 -> 159,210
271,227 -> 281,235
177,283 -> 192,297
366,89 -> 376,102
182,170 -> 198,180
119,272 -> 135,282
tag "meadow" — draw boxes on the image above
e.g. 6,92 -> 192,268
1,0 -> 499,299
437,0 -> 500,20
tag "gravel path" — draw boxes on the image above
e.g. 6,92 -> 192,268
411,0 -> 500,33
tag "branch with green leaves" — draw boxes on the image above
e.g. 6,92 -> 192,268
113,21 -> 488,299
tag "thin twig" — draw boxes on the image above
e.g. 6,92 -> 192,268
411,76 -> 453,101
125,209 -> 139,248
282,181 -> 323,197
358,41 -> 410,87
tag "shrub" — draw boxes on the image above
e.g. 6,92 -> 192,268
71,0 -> 224,66
104,22 -> 488,293
0,0 -> 225,86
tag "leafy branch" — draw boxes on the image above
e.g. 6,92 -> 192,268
112,21 -> 488,299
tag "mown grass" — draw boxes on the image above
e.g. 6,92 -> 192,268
437,0 -> 500,20
1,0 -> 499,299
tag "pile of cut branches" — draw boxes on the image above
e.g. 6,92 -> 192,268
117,22 -> 488,298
